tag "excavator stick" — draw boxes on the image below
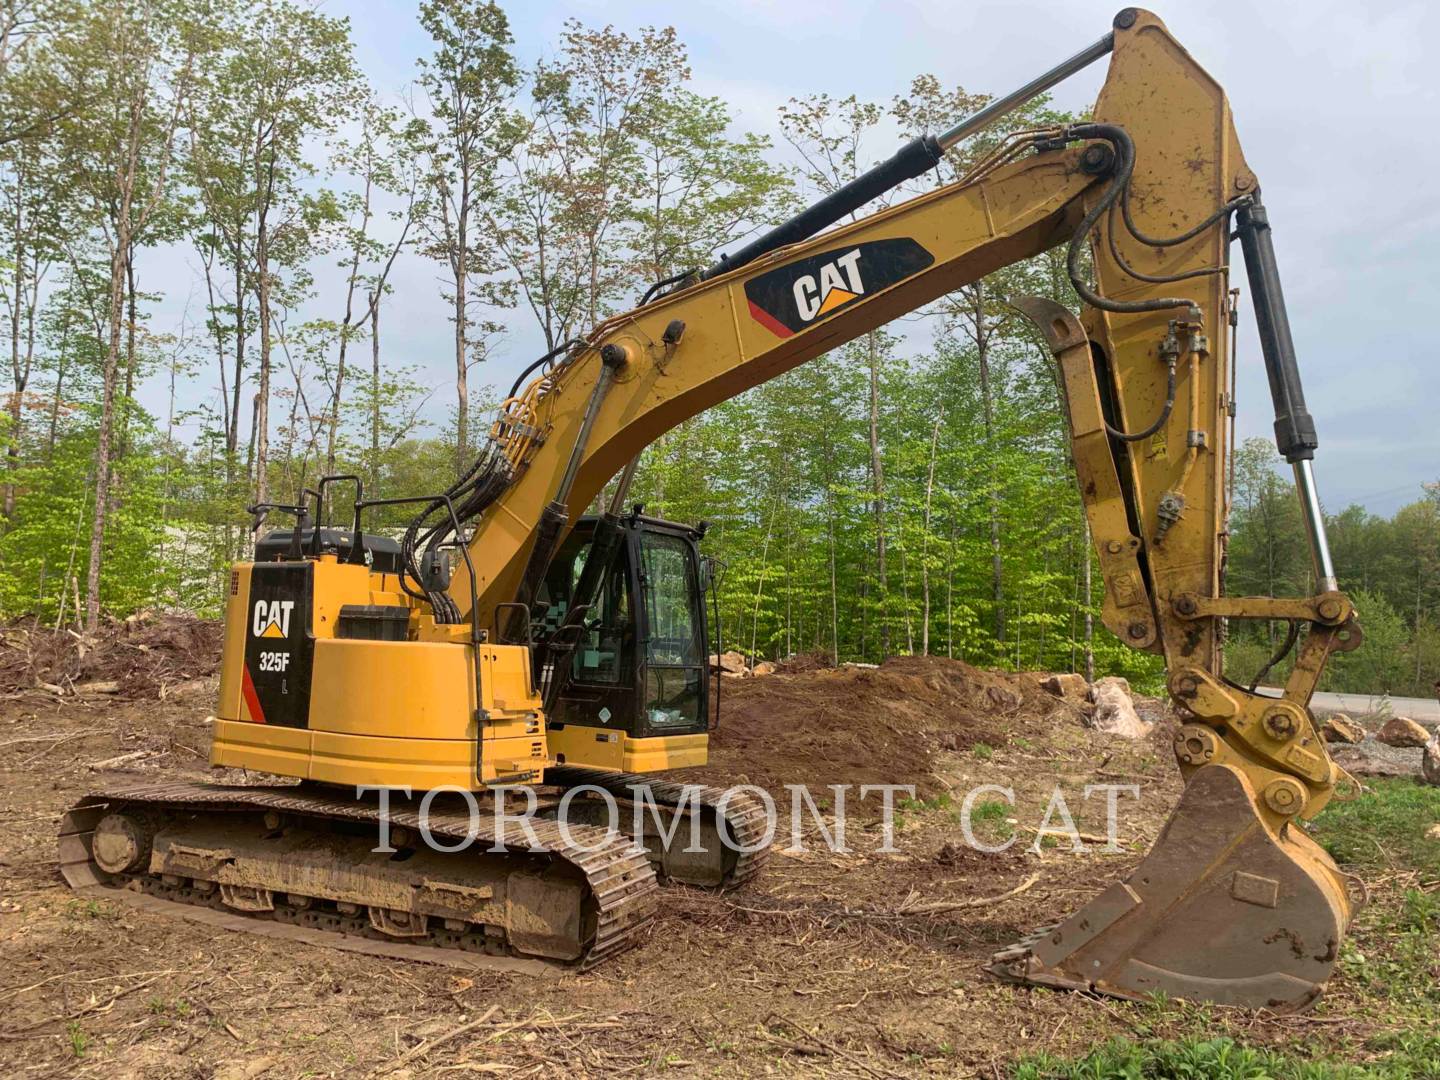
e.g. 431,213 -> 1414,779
997,287 -> 1363,1011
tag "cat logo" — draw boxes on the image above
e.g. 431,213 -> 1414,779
252,599 -> 296,640
793,248 -> 865,322
744,238 -> 935,339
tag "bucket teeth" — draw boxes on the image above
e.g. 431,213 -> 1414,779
987,763 -> 1356,1010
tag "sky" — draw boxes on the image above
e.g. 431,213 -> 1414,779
137,0 -> 1440,516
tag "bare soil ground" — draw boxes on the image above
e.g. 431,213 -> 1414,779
0,619 -> 1427,1077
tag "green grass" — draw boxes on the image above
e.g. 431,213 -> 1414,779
969,798 -> 1011,822
1309,778 -> 1440,878
1336,888 -> 1440,1013
973,742 -> 994,761
1312,780 -> 1440,1017
1010,1033 -> 1440,1078
898,792 -> 953,813
1009,780 -> 1440,1078
63,898 -> 118,921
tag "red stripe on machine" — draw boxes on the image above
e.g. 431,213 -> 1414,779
241,665 -> 267,724
747,299 -> 794,339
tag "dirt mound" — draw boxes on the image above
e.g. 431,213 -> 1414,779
773,650 -> 834,675
0,613 -> 223,699
704,655 -> 1087,808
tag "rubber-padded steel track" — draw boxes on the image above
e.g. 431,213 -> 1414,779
59,781 -> 658,970
543,766 -> 772,887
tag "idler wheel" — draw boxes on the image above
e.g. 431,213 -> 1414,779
91,812 -> 155,875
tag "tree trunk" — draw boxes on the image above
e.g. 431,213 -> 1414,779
453,198 -> 469,476
328,170 -> 372,481
920,411 -> 942,655
254,215 -> 272,507
827,476 -> 839,665
369,289 -> 381,491
1082,520 -> 1095,681
85,239 -> 131,630
974,285 -> 1005,643
229,245 -> 245,457
327,321 -> 350,481
4,211 -> 22,524
117,250 -> 138,459
867,331 -> 889,657
946,517 -> 957,658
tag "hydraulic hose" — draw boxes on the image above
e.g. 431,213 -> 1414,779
1065,123 -> 1240,314
1104,356 -> 1177,442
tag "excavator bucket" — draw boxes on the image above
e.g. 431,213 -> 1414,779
990,762 -> 1361,1010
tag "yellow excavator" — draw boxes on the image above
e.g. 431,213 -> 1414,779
60,8 -> 1365,1008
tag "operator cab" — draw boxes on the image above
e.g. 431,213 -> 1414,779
534,510 -> 713,740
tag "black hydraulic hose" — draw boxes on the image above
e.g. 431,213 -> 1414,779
1105,357 -> 1177,442
1105,202 -> 1228,286
1248,619 -> 1301,692
1121,172 -> 1249,250
1065,123 -> 1246,315
1064,124 -> 1196,314
640,268 -> 697,306
507,338 -> 585,400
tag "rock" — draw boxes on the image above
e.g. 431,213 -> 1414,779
1321,714 -> 1366,745
1329,746 -> 1416,780
710,650 -> 749,675
937,732 -> 961,752
1087,676 -> 1153,739
1424,736 -> 1440,787
1041,673 -> 1089,702
1376,716 -> 1432,749
752,661 -> 777,677
986,684 -> 1022,710
1427,823 -> 1440,840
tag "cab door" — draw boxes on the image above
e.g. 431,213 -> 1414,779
539,522 -> 640,735
634,526 -> 709,737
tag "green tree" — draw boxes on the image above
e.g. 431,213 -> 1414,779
415,0 -> 518,473
52,0 -> 201,628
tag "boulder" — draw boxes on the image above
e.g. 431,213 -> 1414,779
1321,714 -> 1366,745
1330,746 -> 1415,780
986,684 -> 1022,710
1042,673 -> 1089,702
751,660 -> 776,677
1087,676 -> 1153,739
1376,716 -> 1432,749
1424,735 -> 1440,788
710,651 -> 749,676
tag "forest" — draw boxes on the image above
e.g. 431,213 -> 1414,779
1,0 -> 1436,697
